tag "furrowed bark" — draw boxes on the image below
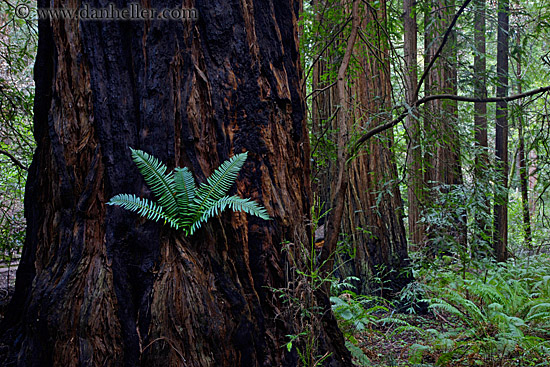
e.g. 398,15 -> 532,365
1,1 -> 351,366
337,0 -> 411,297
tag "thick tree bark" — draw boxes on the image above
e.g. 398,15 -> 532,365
0,1 -> 351,366
494,0 -> 509,262
336,0 -> 411,297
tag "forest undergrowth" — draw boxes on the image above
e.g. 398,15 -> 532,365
331,254 -> 550,366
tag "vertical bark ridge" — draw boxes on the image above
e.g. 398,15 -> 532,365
1,1 -> 351,366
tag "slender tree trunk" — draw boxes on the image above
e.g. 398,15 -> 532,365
494,0 -> 510,262
311,0 -> 340,217
404,0 -> 424,248
529,149 -> 538,215
473,0 -> 491,250
321,0 -> 358,283
515,34 -> 532,247
0,1 -> 351,366
423,0 -> 466,253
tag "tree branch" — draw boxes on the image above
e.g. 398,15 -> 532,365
414,0 -> 472,100
0,149 -> 28,171
352,85 -> 550,154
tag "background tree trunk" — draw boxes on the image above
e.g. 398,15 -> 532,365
473,0 -> 491,251
1,1 -> 351,366
404,0 -> 424,248
494,0 -> 510,261
312,0 -> 411,298
423,0 -> 466,253
337,0 -> 411,297
311,0 -> 340,217
514,33 -> 532,247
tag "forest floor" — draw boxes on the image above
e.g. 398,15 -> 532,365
346,308 -> 548,367
337,255 -> 550,366
1,255 -> 549,366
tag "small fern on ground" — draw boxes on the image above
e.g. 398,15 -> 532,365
108,148 -> 270,235
414,255 -> 550,366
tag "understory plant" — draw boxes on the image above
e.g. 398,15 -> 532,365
108,148 -> 270,235
411,256 -> 550,366
330,285 -> 419,366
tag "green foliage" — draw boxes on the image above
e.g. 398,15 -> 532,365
331,292 -> 389,332
412,256 -> 550,366
0,0 -> 37,262
330,287 -> 421,366
108,149 -> 270,235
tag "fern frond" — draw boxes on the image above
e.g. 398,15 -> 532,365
194,153 -> 248,214
345,340 -> 371,365
467,280 -> 506,305
526,303 -> 550,322
428,299 -> 465,320
174,166 -> 196,227
107,194 -> 180,229
130,148 -> 178,217
189,195 -> 270,235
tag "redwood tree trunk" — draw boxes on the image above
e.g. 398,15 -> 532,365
494,0 -> 509,261
1,1 -> 351,366
337,0 -> 411,297
423,0 -> 466,253
404,0 -> 424,248
311,0 -> 411,298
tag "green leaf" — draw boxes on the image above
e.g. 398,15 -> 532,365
189,195 -> 270,235
110,149 -> 270,235
174,166 -> 197,227
130,148 -> 178,217
107,193 -> 180,229
194,153 -> 249,216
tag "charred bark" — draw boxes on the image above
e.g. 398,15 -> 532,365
1,1 -> 351,366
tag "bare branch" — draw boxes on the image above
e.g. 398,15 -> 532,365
352,85 -> 550,154
414,0 -> 472,100
0,148 -> 28,171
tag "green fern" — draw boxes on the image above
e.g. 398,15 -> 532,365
108,149 -> 270,235
108,193 -> 180,229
